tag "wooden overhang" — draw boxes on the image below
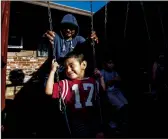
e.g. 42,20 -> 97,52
22,1 -> 92,17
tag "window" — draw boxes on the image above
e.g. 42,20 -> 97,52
8,35 -> 23,49
37,42 -> 49,57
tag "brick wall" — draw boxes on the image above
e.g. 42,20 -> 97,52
6,50 -> 47,99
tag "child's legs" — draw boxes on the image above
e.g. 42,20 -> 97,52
107,92 -> 125,110
116,91 -> 128,105
115,91 -> 128,124
71,119 -> 95,138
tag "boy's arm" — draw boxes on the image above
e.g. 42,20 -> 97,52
99,76 -> 106,92
45,59 -> 59,95
77,31 -> 98,44
45,70 -> 55,95
94,69 -> 106,92
77,36 -> 86,44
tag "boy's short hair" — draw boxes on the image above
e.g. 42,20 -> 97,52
103,57 -> 114,64
63,51 -> 86,64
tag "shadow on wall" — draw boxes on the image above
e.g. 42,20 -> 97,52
7,69 -> 25,95
3,56 -> 67,138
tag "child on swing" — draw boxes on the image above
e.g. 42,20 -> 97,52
45,51 -> 105,138
100,58 -> 128,130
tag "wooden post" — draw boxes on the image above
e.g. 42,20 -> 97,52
1,1 -> 10,111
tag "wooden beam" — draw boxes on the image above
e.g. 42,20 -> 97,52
22,1 -> 92,17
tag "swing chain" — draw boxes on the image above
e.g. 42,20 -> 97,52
90,1 -> 96,68
140,1 -> 151,42
104,1 -> 108,44
47,1 -> 59,90
47,1 -> 53,31
105,2 -> 107,25
158,5 -> 167,49
46,1 -> 71,136
90,1 -> 104,127
90,1 -> 95,47
90,1 -> 94,33
47,1 -> 57,61
124,1 -> 129,39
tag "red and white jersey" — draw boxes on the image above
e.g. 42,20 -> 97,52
52,77 -> 99,117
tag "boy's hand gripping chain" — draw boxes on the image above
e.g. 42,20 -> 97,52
47,1 -> 72,136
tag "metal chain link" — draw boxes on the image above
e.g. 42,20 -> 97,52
124,1 -> 129,39
47,1 -> 56,61
90,1 -> 96,69
47,1 -> 60,91
104,1 -> 108,44
47,1 -> 53,31
158,5 -> 167,49
140,1 -> 151,42
47,1 -> 60,95
90,1 -> 104,127
90,1 -> 94,33
47,1 -> 71,135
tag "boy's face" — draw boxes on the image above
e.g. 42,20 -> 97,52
106,60 -> 114,70
61,23 -> 76,39
64,57 -> 86,80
